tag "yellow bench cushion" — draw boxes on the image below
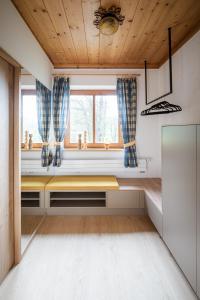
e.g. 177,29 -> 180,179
21,176 -> 52,191
45,176 -> 119,191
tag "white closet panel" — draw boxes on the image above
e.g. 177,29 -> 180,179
162,125 -> 197,291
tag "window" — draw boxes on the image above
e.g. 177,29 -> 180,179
21,90 -> 42,148
21,90 -> 123,150
69,95 -> 93,143
65,90 -> 123,148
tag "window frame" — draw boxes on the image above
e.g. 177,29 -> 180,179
64,90 -> 123,149
21,89 -> 123,150
21,89 -> 42,149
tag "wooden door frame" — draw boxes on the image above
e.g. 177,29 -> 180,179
0,48 -> 21,264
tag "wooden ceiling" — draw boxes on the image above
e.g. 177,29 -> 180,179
12,0 -> 200,68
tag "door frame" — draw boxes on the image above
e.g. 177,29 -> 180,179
0,48 -> 21,263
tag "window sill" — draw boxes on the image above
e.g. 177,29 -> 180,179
21,148 -> 123,152
65,148 -> 123,151
21,148 -> 41,151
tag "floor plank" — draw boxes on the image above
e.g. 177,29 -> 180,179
0,216 -> 197,300
21,215 -> 43,253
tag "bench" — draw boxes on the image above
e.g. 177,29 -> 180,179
21,176 -> 52,214
118,178 -> 162,235
44,176 -> 143,215
21,176 -> 162,234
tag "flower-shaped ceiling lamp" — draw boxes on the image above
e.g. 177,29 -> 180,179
93,6 -> 125,36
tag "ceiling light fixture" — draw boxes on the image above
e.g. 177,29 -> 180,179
93,6 -> 125,36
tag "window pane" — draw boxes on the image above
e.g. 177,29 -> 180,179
22,94 -> 41,143
70,95 -> 93,143
95,95 -> 119,143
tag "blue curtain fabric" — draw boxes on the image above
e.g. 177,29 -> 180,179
53,77 -> 70,167
36,80 -> 52,167
117,78 -> 137,167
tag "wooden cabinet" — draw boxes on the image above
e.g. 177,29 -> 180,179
162,125 -> 197,291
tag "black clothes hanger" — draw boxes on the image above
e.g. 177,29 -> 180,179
141,27 -> 182,116
141,100 -> 182,116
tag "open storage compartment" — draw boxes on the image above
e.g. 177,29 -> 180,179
50,191 -> 106,207
21,191 -> 40,207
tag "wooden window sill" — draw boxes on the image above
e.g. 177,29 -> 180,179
21,148 -> 41,151
21,148 -> 123,152
64,148 -> 123,151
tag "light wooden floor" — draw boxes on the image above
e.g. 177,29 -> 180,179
21,215 -> 43,253
0,216 -> 197,300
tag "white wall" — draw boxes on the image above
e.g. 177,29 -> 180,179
21,74 -> 36,89
21,30 -> 200,178
0,0 -> 53,89
53,31 -> 200,177
145,30 -> 200,177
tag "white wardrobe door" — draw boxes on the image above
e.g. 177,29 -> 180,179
162,125 -> 197,291
197,125 -> 200,297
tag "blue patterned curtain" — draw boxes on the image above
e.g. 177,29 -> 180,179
36,80 -> 52,167
53,77 -> 70,167
117,78 -> 137,167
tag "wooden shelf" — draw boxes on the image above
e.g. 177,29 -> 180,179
21,200 -> 39,207
50,191 -> 106,208
50,199 -> 106,208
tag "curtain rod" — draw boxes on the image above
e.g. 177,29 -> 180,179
21,73 -> 140,77
52,73 -> 140,77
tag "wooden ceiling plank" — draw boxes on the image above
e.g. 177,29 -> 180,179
12,0 -> 61,63
14,0 -> 68,65
106,0 -> 140,64
158,20 -> 200,66
22,0 -> 64,52
82,0 -> 100,64
150,18 -> 200,65
99,0 -> 120,64
118,0 -> 159,64
137,0 -> 193,62
12,0 -> 200,67
127,0 -> 176,63
43,0 -> 78,64
144,0 -> 200,64
62,0 -> 89,64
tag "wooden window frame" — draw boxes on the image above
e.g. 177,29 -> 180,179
21,89 -> 42,149
21,89 -> 123,150
64,90 -> 123,149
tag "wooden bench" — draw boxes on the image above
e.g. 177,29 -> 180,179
45,175 -> 119,191
21,176 -> 162,234
44,176 -> 145,215
118,178 -> 162,235
21,176 -> 52,214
